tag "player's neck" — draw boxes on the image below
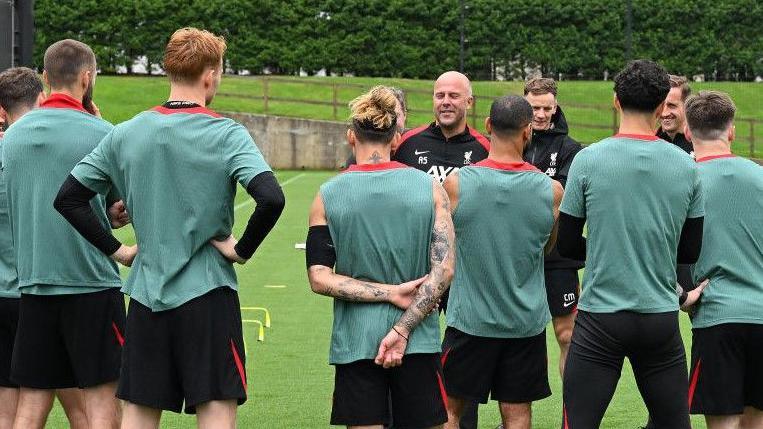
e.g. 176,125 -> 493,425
618,113 -> 657,136
49,88 -> 84,104
167,85 -> 207,107
693,140 -> 731,160
487,140 -> 524,163
354,145 -> 391,165
6,106 -> 32,125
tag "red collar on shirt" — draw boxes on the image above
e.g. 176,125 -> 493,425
614,133 -> 660,141
696,154 -> 736,163
40,93 -> 89,113
473,158 -> 541,172
345,161 -> 408,172
151,105 -> 222,118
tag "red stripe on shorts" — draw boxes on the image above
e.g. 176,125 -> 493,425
436,371 -> 449,409
441,347 -> 452,367
563,405 -> 569,429
688,358 -> 702,408
230,339 -> 247,391
111,322 -> 125,347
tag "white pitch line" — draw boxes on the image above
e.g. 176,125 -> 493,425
234,173 -> 307,211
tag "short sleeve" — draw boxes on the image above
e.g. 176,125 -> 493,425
225,125 -> 271,187
687,168 -> 705,218
559,151 -> 588,218
71,131 -> 115,195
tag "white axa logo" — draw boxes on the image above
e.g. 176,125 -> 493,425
426,165 -> 459,183
550,152 -> 558,167
463,151 -> 473,165
545,167 -> 556,177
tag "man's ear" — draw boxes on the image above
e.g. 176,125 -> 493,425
684,124 -> 693,142
485,117 -> 492,135
347,129 -> 356,148
653,101 -> 667,121
728,123 -> 735,143
36,91 -> 46,107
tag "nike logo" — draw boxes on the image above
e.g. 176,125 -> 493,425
414,150 -> 430,155
563,301 -> 575,308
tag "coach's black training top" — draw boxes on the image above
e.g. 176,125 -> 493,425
656,127 -> 693,155
522,106 -> 584,270
392,122 -> 490,183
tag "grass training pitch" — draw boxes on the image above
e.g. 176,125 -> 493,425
42,171 -> 708,428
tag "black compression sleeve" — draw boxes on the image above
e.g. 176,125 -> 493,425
557,212 -> 586,261
677,216 -> 704,264
233,171 -> 286,259
306,225 -> 336,268
54,175 -> 121,256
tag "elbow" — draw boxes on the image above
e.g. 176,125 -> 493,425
260,190 -> 286,217
52,189 -> 69,216
307,268 -> 326,295
440,263 -> 455,289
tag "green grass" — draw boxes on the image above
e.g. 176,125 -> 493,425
43,170 -> 707,428
92,75 -> 763,158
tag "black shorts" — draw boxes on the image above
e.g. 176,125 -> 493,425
689,323 -> 763,415
0,297 -> 20,388
10,288 -> 125,389
563,311 -> 690,429
117,287 -> 247,414
545,269 -> 579,317
331,354 -> 448,428
441,327 -> 550,404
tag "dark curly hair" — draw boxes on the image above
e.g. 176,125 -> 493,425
613,60 -> 670,114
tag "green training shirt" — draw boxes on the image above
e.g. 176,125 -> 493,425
560,134 -> 704,313
1,95 -> 121,295
692,155 -> 763,328
72,105 -> 271,311
320,161 -> 439,364
446,159 -> 553,338
0,139 -> 18,298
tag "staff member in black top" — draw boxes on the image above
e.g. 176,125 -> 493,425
656,75 -> 693,155
522,77 -> 583,380
393,71 -> 490,184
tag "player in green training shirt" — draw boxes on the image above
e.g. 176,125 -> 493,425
556,60 -> 705,428
441,95 -> 563,429
55,28 -> 285,427
1,40 -> 129,429
682,91 -> 763,429
306,86 -> 455,428
0,66 -> 109,429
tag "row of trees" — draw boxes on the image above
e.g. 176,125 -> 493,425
34,0 -> 763,80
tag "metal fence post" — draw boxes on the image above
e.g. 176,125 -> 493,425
471,96 -> 477,129
332,83 -> 338,120
263,76 -> 269,113
750,120 -> 756,158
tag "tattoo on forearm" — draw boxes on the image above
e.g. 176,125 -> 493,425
310,266 -> 390,302
395,183 -> 455,334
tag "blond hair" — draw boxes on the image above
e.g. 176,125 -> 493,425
163,27 -> 226,82
524,77 -> 557,96
349,86 -> 398,129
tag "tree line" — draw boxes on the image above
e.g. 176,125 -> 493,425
34,0 -> 763,80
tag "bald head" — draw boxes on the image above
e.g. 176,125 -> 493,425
433,71 -> 473,135
435,71 -> 472,97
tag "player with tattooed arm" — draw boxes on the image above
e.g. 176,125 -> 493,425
306,86 -> 455,429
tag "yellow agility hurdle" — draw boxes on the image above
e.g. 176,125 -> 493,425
240,307 -> 271,327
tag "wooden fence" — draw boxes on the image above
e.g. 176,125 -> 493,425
219,76 -> 760,158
